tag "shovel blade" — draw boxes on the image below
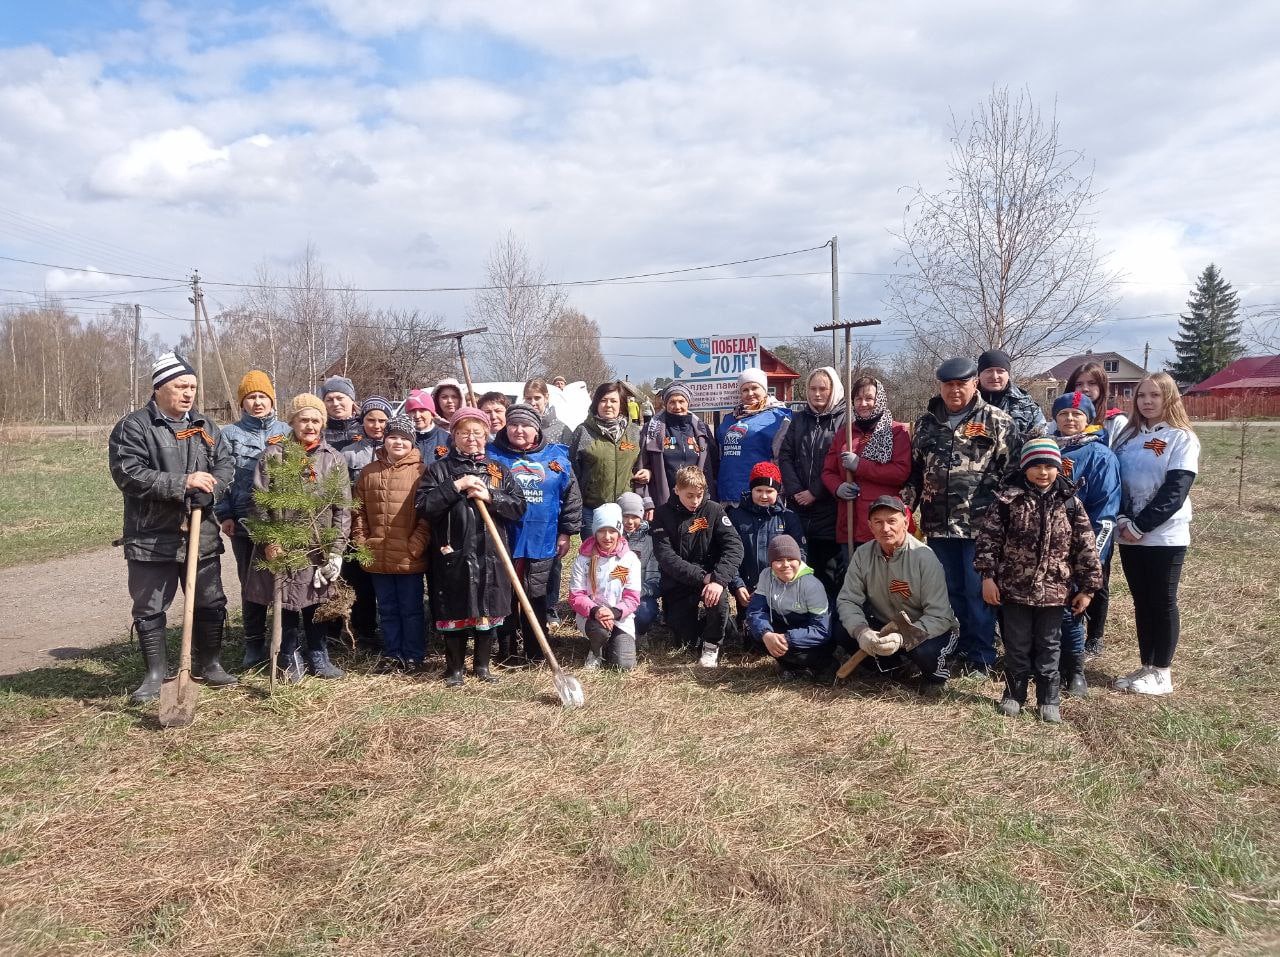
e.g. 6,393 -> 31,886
553,671 -> 585,709
158,671 -> 198,728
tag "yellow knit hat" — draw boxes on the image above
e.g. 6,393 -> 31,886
237,369 -> 275,407
286,393 -> 327,422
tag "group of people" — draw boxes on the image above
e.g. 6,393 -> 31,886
109,346 -> 1198,724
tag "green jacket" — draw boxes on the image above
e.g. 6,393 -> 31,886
569,417 -> 644,509
905,394 -> 1016,539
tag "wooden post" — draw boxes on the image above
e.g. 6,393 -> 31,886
198,294 -> 238,416
190,272 -> 204,412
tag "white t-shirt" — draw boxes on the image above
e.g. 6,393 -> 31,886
1115,422 -> 1199,547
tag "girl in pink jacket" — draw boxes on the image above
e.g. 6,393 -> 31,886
570,503 -> 643,670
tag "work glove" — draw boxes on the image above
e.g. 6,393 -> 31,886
185,488 -> 214,511
854,626 -> 879,655
836,481 -> 860,501
870,630 -> 902,656
312,552 -> 343,589
840,450 -> 860,472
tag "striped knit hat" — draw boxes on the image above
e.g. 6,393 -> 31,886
384,414 -> 415,440
152,352 -> 196,390
1020,436 -> 1062,470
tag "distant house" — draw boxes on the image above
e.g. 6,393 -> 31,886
1037,350 -> 1147,402
759,347 -> 800,403
1187,356 -> 1280,396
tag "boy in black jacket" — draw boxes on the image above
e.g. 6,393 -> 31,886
652,464 -> 744,667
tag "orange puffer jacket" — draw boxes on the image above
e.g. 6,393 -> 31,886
353,446 -> 431,574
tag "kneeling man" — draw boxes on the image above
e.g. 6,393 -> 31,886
837,496 -> 958,695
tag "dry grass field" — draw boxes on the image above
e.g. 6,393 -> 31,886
0,426 -> 1277,956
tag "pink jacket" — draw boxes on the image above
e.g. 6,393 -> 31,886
569,536 -> 643,635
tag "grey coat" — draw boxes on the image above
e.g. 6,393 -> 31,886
108,400 -> 232,563
242,440 -> 352,611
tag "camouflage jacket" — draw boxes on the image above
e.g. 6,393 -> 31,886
904,394 -> 1016,538
972,473 -> 1103,607
982,383 -> 1047,448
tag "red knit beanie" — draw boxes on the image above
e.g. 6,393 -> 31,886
749,461 -> 783,490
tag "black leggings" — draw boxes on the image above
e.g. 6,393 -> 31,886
1086,549 -> 1113,647
1118,544 -> 1186,669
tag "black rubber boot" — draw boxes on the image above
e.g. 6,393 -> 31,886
277,628 -> 306,684
240,636 -> 268,671
304,628 -> 346,679
192,609 -> 238,687
443,632 -> 466,687
473,631 -> 499,683
1061,650 -> 1088,698
131,615 -> 168,703
1000,674 -> 1029,716
1036,672 -> 1062,723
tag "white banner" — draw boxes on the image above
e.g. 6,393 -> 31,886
684,378 -> 741,412
673,335 -> 760,380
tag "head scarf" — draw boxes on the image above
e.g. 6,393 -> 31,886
806,366 -> 845,415
854,379 -> 895,464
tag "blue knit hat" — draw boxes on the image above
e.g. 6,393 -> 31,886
592,503 -> 624,534
1052,391 -> 1096,421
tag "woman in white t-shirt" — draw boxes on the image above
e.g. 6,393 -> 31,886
1111,372 -> 1200,696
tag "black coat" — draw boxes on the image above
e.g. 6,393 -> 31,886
108,400 -> 232,562
651,496 -> 744,597
416,449 -> 527,622
778,400 -> 844,541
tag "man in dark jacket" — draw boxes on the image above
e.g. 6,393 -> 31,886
652,464 -> 744,668
904,357 -> 1017,674
108,352 -> 237,702
977,349 -> 1046,448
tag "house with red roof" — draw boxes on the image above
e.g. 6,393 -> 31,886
1187,356 -> 1280,395
1036,350 -> 1146,402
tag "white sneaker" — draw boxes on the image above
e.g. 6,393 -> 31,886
1129,667 -> 1173,696
1113,666 -> 1151,691
583,652 -> 603,671
699,643 -> 720,668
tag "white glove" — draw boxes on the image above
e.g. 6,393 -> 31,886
854,626 -> 879,655
840,450 -> 860,472
1117,517 -> 1143,543
313,552 -> 343,588
871,630 -> 902,656
836,481 -> 860,501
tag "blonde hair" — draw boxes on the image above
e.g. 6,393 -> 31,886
674,465 -> 707,491
1117,372 -> 1195,444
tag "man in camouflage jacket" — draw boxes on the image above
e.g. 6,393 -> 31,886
903,357 -> 1016,672
977,349 -> 1046,449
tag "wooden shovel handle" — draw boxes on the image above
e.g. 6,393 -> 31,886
177,506 -> 202,674
836,649 -> 868,681
474,497 -> 564,672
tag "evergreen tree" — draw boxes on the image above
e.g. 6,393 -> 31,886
1168,264 -> 1245,384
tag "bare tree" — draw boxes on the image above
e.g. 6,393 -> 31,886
772,335 -> 881,387
471,232 -> 566,380
888,86 -> 1120,365
344,309 -> 456,398
542,307 -> 614,387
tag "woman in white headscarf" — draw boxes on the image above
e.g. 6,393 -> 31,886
778,366 -> 846,602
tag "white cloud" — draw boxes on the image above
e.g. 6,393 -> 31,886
43,266 -> 138,292
87,127 -> 232,201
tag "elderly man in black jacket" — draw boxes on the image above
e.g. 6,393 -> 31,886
108,353 -> 237,702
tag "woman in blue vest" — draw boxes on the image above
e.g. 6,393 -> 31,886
715,368 -> 791,504
488,403 -> 583,663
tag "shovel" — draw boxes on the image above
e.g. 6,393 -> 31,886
474,498 -> 585,709
158,506 -> 203,728
269,577 -> 283,690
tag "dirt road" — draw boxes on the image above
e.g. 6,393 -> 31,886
0,546 -> 241,675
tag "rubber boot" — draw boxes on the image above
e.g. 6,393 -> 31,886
1036,672 -> 1062,723
131,615 -> 169,703
473,631 -> 498,683
277,627 -> 306,684
240,636 -> 268,671
304,625 -> 346,679
443,632 -> 466,687
1061,649 -> 1088,698
1000,673 -> 1029,717
192,608 -> 238,687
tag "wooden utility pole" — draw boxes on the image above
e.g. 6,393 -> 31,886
198,294 -> 238,415
189,271 -> 204,411
130,303 -> 141,409
813,316 -> 883,546
1143,341 -> 1150,371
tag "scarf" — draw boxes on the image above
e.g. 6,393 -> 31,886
595,414 -> 628,444
854,379 -> 895,464
806,366 -> 846,415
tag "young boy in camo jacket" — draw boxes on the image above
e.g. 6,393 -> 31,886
974,437 -> 1103,724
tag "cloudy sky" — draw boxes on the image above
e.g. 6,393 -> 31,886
2,1 -> 1279,381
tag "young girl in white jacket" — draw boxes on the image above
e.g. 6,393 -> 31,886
569,503 -> 643,670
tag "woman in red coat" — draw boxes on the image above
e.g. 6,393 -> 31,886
822,377 -> 912,550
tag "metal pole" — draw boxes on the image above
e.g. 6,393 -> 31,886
843,326 -> 854,546
830,236 -> 839,364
